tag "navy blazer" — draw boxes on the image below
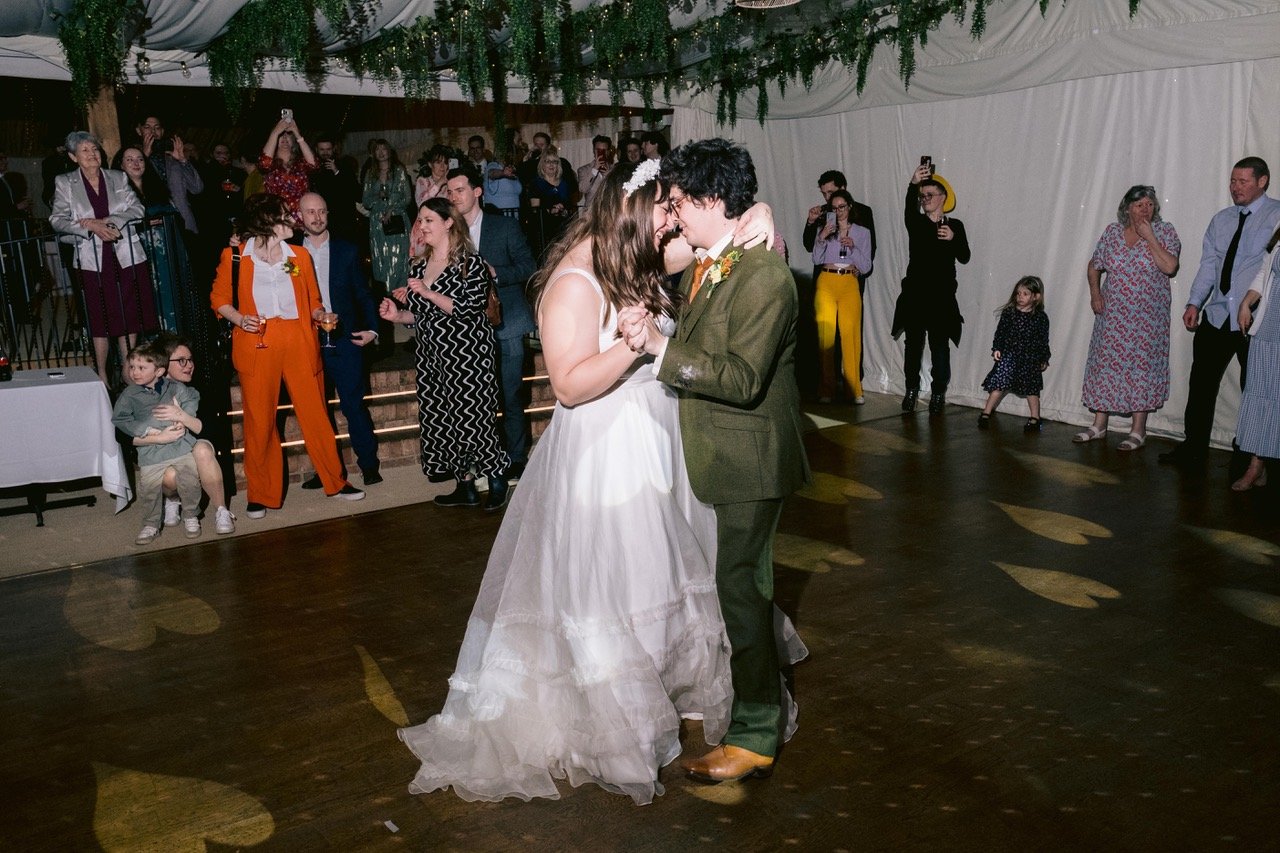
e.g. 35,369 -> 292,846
294,235 -> 380,351
476,211 -> 537,340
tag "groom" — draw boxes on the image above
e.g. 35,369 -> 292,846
623,138 -> 810,783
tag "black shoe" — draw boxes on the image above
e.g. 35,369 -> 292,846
245,502 -> 267,519
435,480 -> 480,508
1158,446 -> 1205,467
426,471 -> 452,483
485,477 -> 510,512
300,474 -> 323,490
362,469 -> 383,486
1024,417 -> 1042,433
977,412 -> 991,430
506,460 -> 526,482
928,392 -> 946,414
901,390 -> 919,412
330,484 -> 365,501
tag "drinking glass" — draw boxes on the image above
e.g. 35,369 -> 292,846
319,313 -> 339,348
254,316 -> 268,349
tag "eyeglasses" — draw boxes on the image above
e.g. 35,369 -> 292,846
666,192 -> 690,214
919,192 -> 945,201
169,357 -> 194,366
830,204 -> 849,211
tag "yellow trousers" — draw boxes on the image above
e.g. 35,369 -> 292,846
815,270 -> 862,399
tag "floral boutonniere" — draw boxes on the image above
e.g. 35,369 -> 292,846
282,259 -> 300,277
702,249 -> 743,297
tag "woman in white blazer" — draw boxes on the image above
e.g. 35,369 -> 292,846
49,131 -> 155,384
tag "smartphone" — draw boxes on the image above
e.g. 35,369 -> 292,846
920,155 -> 934,175
826,211 -> 836,228
281,108 -> 294,123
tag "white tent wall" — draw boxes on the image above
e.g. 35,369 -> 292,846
671,56 -> 1280,447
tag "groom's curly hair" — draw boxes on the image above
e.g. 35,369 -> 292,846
530,161 -> 675,326
659,138 -> 757,219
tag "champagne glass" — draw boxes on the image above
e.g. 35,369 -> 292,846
319,312 -> 339,348
254,315 -> 268,349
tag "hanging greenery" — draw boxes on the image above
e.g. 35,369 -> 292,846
207,0 -> 377,113
56,0 -> 1145,125
52,0 -> 150,111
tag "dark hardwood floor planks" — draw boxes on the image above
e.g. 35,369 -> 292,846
1,407 -> 1277,851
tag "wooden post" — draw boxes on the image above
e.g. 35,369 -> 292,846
86,85 -> 122,161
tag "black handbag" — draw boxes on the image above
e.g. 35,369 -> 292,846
383,214 -> 406,236
215,247 -> 241,358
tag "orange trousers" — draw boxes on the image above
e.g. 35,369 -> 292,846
237,318 -> 347,507
815,270 -> 863,399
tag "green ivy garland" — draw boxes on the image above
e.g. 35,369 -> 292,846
56,0 -> 1145,126
53,0 -> 149,111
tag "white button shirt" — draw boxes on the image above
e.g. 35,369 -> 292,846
244,237 -> 301,319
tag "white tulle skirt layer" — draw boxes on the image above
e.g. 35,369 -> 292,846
399,367 -> 804,805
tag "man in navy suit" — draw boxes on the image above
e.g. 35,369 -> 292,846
296,192 -> 383,486
446,167 -> 537,484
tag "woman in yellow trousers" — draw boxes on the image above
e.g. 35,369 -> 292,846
811,189 -> 873,404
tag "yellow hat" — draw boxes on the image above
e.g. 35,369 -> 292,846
931,173 -> 957,213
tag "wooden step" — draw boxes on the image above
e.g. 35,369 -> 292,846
228,349 -> 552,488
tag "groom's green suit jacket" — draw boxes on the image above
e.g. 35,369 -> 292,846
656,243 -> 811,505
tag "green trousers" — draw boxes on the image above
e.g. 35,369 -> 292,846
714,497 -> 784,756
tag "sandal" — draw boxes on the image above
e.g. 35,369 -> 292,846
1072,426 -> 1107,444
1231,462 -> 1268,491
1116,433 -> 1146,452
1023,417 -> 1042,433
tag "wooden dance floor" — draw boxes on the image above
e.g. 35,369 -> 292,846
2,402 -> 1278,851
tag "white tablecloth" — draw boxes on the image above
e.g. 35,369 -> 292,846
0,367 -> 132,511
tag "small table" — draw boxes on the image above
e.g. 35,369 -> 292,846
0,366 -> 132,525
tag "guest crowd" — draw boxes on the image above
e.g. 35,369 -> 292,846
29,103 -> 1280,546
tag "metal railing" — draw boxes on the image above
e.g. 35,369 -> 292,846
0,213 -> 217,381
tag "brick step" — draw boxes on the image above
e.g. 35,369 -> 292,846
229,352 -> 552,488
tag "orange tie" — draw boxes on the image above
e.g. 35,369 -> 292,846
689,255 -> 715,302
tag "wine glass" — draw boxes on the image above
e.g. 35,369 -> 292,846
254,315 -> 268,349
319,312 -> 339,348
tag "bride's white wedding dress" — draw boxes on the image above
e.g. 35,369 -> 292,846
399,268 -> 805,805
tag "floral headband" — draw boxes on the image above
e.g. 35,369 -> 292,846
622,159 -> 661,199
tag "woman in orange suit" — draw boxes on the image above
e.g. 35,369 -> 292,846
211,193 -> 364,518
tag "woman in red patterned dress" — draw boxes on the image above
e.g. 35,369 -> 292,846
258,115 -> 317,226
1074,185 -> 1181,450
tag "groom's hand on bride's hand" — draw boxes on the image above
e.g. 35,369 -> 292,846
614,303 -> 645,350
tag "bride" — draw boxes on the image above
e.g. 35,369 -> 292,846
398,160 -> 803,805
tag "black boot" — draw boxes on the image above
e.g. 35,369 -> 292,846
484,476 -> 510,513
435,479 -> 480,508
901,389 -> 919,412
928,392 -> 946,414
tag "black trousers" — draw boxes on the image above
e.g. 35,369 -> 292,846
903,324 -> 952,394
1182,318 -> 1249,451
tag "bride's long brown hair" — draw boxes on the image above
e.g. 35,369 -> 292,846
530,161 -> 676,326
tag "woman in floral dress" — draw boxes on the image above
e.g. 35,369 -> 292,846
1075,185 -> 1180,450
258,117 -> 317,226
362,139 -> 412,292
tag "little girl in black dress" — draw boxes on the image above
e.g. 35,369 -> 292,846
978,276 -> 1051,431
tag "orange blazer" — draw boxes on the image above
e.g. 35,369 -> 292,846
210,244 -> 324,378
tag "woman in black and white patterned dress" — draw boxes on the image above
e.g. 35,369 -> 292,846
379,197 -> 509,510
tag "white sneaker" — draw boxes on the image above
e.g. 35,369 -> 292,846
135,525 -> 160,545
214,506 -> 236,535
163,498 -> 181,527
184,516 -> 201,539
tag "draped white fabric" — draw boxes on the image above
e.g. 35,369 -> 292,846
671,56 -> 1280,444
